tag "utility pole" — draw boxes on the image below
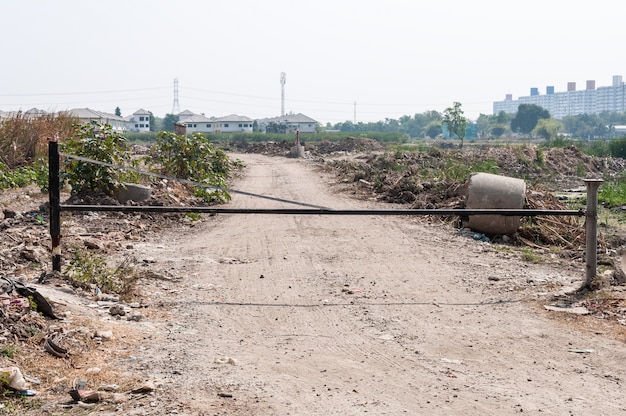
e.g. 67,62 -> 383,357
354,101 -> 357,124
172,78 -> 180,115
280,72 -> 286,116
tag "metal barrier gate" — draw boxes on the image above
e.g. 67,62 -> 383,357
47,141 -> 602,289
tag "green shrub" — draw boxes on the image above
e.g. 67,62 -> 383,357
599,178 -> 626,208
61,124 -> 130,195
154,131 -> 231,203
608,137 -> 626,158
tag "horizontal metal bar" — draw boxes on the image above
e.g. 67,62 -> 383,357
59,205 -> 585,217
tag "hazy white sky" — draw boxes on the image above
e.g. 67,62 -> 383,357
1,0 -> 622,123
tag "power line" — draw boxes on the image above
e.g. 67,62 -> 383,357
0,86 -> 170,97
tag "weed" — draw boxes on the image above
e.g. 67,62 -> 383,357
470,159 -> 499,174
599,177 -> 626,208
535,148 -> 545,165
184,213 -> 202,222
0,395 -> 44,415
521,247 -> 543,263
65,247 -> 139,300
0,344 -> 17,359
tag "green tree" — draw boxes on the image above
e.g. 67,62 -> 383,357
490,125 -> 508,138
442,102 -> 467,147
162,114 -> 179,132
511,104 -> 550,134
425,121 -> 442,139
266,121 -> 287,133
532,118 -> 562,140
114,107 -> 121,117
149,111 -> 156,132
562,113 -> 610,139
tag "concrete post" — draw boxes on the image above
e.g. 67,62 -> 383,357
583,179 -> 603,289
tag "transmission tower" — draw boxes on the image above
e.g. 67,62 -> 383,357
171,78 -> 180,115
280,72 -> 286,116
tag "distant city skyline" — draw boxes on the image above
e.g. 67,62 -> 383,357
1,1 -> 623,123
494,75 -> 626,119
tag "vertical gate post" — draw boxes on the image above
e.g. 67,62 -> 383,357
583,179 -> 603,289
48,139 -> 62,272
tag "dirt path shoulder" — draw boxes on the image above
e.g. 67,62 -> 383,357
123,153 -> 626,415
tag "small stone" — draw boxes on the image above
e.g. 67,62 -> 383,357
109,305 -> 126,316
132,380 -> 156,394
127,313 -> 143,322
95,330 -> 113,340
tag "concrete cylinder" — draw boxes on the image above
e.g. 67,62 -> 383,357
463,172 -> 526,234
114,183 -> 152,203
290,144 -> 305,158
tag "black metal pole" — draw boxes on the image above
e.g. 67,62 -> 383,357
48,140 -> 62,272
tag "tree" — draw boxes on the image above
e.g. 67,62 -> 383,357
114,107 -> 121,117
532,118 -> 562,140
266,122 -> 287,134
162,114 -> 179,132
442,102 -> 467,147
149,111 -> 156,132
562,113 -> 610,139
425,121 -> 442,139
511,104 -> 550,134
490,125 -> 508,138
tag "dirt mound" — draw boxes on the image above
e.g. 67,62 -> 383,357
309,136 -> 385,154
226,140 -> 292,156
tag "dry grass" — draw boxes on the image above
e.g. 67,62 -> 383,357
0,112 -> 76,168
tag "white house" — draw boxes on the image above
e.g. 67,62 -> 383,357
258,112 -> 318,133
125,108 -> 151,132
0,108 -> 48,121
177,109 -> 196,121
213,114 -> 254,133
179,113 -> 216,133
64,108 -> 128,132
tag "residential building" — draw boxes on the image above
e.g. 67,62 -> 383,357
125,108 -> 151,132
179,113 -> 215,133
494,75 -> 626,119
0,108 -> 47,121
177,109 -> 196,121
63,108 -> 127,132
212,114 -> 254,133
258,112 -> 319,133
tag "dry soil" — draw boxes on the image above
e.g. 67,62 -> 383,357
108,153 -> 626,415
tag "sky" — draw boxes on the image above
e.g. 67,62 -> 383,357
0,0 -> 623,124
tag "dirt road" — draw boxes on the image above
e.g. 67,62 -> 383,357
130,153 -> 626,415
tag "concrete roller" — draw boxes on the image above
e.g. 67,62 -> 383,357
463,172 -> 526,234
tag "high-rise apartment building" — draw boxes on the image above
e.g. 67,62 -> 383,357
493,75 -> 626,119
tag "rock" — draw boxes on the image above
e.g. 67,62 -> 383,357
94,330 -> 113,340
131,380 -> 156,394
83,239 -> 103,250
109,305 -> 126,316
127,313 -> 143,322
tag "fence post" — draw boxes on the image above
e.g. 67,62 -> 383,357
583,179 -> 603,289
48,139 -> 62,272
